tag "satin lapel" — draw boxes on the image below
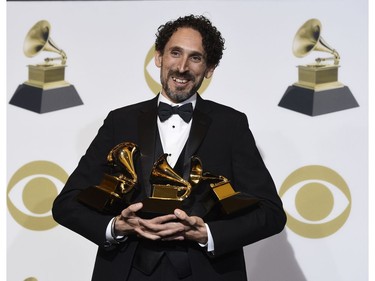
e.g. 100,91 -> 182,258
182,96 -> 212,180
138,96 -> 159,196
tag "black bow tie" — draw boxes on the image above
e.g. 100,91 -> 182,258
158,102 -> 193,123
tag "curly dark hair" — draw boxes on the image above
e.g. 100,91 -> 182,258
155,14 -> 225,68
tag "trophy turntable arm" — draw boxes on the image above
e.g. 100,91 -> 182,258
315,49 -> 340,66
44,49 -> 67,65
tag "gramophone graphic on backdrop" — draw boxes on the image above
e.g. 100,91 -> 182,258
9,20 -> 83,113
278,18 -> 359,116
77,142 -> 259,219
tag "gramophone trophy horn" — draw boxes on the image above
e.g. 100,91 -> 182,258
292,18 -> 340,66
9,20 -> 83,113
278,18 -> 358,116
149,154 -> 192,200
23,20 -> 67,65
140,154 -> 192,217
77,142 -> 139,215
107,142 -> 139,192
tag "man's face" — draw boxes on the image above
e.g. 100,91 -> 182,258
155,27 -> 215,103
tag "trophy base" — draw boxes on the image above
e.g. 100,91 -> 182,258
77,186 -> 125,215
278,85 -> 359,116
218,193 -> 260,215
209,181 -> 260,215
138,198 -> 183,219
9,83 -> 83,113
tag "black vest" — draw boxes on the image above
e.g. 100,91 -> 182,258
132,130 -> 192,278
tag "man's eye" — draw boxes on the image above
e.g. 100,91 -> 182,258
171,51 -> 180,57
191,56 -> 202,62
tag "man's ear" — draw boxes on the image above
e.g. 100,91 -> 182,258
154,51 -> 162,68
205,67 -> 215,79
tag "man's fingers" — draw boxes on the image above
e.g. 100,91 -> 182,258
134,227 -> 162,240
121,202 -> 143,217
174,209 -> 196,226
174,209 -> 187,220
137,218 -> 185,239
128,202 -> 143,213
148,214 -> 177,224
139,219 -> 183,232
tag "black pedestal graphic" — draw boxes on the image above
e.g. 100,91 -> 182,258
10,83 -> 83,113
278,85 -> 359,116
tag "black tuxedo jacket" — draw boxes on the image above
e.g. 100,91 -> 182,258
52,94 -> 286,281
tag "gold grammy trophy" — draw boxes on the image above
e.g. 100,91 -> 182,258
77,142 -> 139,214
10,20 -> 83,113
278,18 -> 359,116
188,156 -> 259,216
78,141 -> 259,217
140,153 -> 194,217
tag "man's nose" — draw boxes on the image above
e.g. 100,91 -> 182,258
177,56 -> 189,72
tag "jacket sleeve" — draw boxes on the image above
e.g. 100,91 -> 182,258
206,112 -> 286,257
52,111 -> 118,247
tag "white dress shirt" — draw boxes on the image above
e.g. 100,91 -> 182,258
157,93 -> 195,167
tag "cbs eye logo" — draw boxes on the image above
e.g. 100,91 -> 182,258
144,45 -> 212,94
7,161 -> 68,231
279,165 -> 351,238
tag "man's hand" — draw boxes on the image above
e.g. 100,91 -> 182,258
137,208 -> 208,244
173,209 -> 208,244
114,202 -> 143,237
114,204 -> 208,244
114,202 -> 178,239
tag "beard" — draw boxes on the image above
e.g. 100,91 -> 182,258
160,70 -> 205,103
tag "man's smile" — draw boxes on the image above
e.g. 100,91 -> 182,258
172,77 -> 189,84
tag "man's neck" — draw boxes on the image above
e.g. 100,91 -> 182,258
159,92 -> 197,106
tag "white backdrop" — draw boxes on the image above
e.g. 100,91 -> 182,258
6,1 -> 368,280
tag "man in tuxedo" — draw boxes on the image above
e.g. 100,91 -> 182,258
52,14 -> 286,281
